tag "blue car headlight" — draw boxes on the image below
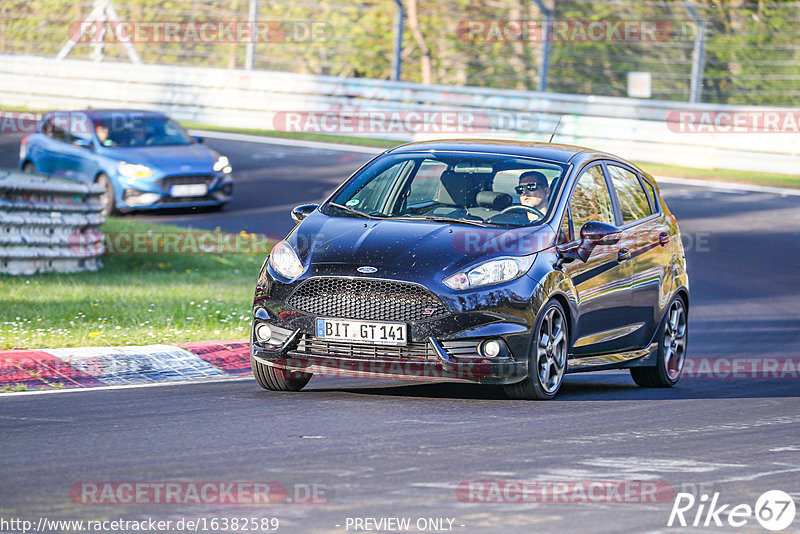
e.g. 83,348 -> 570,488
118,162 -> 153,179
213,156 -> 232,173
443,255 -> 536,290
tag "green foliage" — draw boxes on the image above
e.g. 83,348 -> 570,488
0,0 -> 796,105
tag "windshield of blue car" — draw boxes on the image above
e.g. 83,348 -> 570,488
92,117 -> 193,147
326,152 -> 569,227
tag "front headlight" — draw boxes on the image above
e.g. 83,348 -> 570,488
117,162 -> 153,179
442,255 -> 536,290
269,240 -> 304,279
213,156 -> 232,173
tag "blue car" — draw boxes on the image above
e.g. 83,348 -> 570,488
19,110 -> 233,215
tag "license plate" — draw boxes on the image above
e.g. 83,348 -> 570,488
315,318 -> 407,346
170,184 -> 208,197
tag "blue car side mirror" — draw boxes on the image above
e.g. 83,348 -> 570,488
73,138 -> 94,149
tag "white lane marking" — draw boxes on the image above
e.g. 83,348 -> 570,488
0,375 -> 251,397
656,175 -> 800,197
770,446 -> 800,452
0,415 -> 73,422
708,464 -> 800,484
581,457 -> 746,473
545,415 -> 800,445
189,129 -> 384,155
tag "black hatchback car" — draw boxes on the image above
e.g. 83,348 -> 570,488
251,140 -> 689,399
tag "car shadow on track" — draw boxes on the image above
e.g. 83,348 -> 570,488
299,372 -> 800,402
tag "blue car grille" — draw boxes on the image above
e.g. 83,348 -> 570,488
286,277 -> 448,322
158,174 -> 214,190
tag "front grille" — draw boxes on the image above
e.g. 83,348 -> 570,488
158,174 -> 214,189
286,277 -> 448,321
295,334 -> 437,361
158,195 -> 213,203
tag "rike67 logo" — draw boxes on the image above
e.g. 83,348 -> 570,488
668,490 -> 796,531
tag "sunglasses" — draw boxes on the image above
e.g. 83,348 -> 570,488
515,183 -> 545,195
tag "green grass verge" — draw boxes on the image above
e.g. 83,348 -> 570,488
0,218 -> 273,350
182,121 -> 400,149
636,162 -> 800,189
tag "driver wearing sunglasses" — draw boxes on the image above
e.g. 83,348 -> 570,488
515,171 -> 551,221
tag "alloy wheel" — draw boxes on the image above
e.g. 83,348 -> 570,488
536,306 -> 567,394
663,299 -> 687,380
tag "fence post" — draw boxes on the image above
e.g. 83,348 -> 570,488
532,0 -> 551,93
245,0 -> 259,70
391,0 -> 405,81
683,1 -> 706,104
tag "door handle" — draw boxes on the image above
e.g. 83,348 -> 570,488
658,232 -> 670,247
618,248 -> 631,263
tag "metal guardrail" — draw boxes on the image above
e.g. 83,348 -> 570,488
0,55 -> 797,175
0,169 -> 105,275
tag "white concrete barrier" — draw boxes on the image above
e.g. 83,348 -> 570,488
0,55 -> 797,175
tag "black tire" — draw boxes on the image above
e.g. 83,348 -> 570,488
631,296 -> 688,387
504,299 -> 569,400
22,161 -> 36,174
95,173 -> 116,217
251,355 -> 312,392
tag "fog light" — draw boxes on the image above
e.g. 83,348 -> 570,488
481,340 -> 501,358
255,323 -> 272,343
123,189 -> 161,206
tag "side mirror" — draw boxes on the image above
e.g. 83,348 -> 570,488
194,136 -> 204,144
580,221 -> 621,246
73,138 -> 93,149
557,221 -> 621,264
575,221 -> 621,261
291,203 -> 318,223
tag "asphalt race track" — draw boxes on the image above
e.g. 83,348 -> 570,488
1,134 -> 799,533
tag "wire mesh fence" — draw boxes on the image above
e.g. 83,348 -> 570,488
0,0 -> 798,106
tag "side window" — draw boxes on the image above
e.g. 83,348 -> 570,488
570,165 -> 615,230
607,164 -> 652,224
643,179 -> 660,213
69,113 -> 93,145
557,206 -> 572,245
47,116 -> 70,143
41,117 -> 55,138
407,160 -> 447,203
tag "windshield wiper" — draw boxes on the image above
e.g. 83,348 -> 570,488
406,216 -> 491,228
326,202 -> 383,219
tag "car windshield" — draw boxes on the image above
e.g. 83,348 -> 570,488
93,117 -> 193,147
326,152 -> 568,227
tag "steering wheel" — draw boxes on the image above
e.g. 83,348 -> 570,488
496,204 -> 545,220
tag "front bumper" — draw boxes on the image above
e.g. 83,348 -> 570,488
117,173 -> 233,210
251,335 -> 527,385
250,266 -> 542,385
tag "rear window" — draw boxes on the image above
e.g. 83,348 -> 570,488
607,164 -> 652,224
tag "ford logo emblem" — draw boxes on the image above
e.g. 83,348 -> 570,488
357,266 -> 378,274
